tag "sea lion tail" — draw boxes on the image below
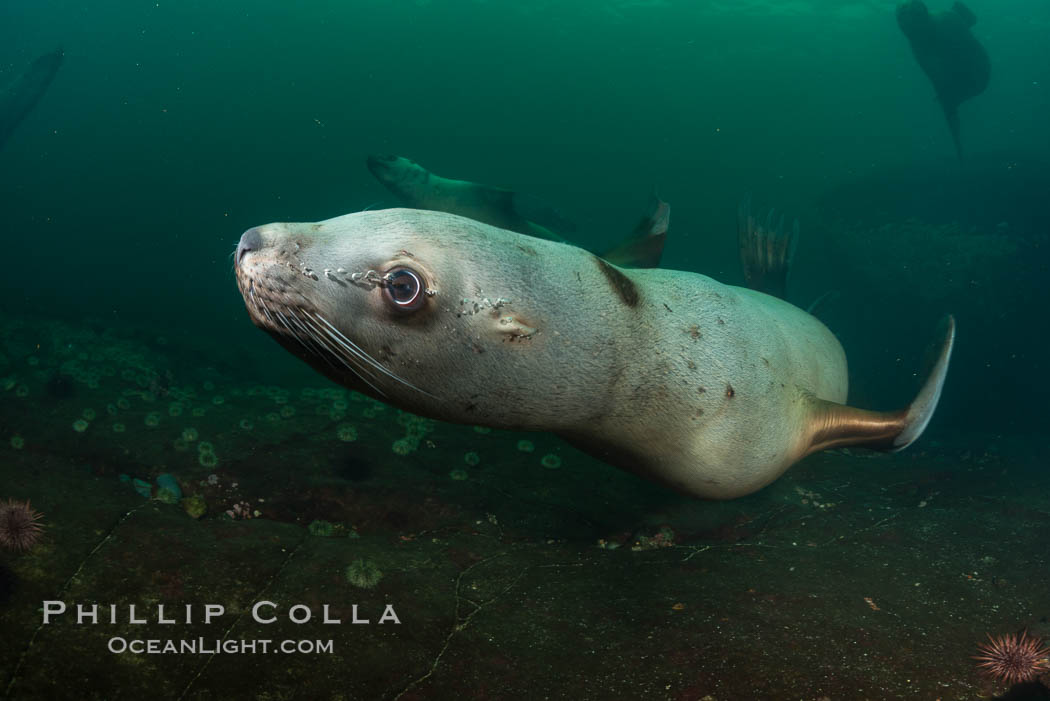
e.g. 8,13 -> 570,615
737,195 -> 798,300
599,193 -> 669,268
803,315 -> 956,455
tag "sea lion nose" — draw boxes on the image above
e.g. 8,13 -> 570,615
237,227 -> 264,266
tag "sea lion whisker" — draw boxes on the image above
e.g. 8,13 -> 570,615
279,309 -> 348,368
309,313 -> 391,374
271,308 -> 321,358
276,309 -> 384,396
291,311 -> 376,378
309,312 -> 434,397
295,313 -> 389,396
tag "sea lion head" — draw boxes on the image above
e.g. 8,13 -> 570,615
365,154 -> 430,202
896,0 -> 933,41
234,208 -> 618,430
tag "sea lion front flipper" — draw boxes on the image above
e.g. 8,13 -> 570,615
952,2 -> 977,28
737,196 -> 798,300
599,194 -> 669,268
804,315 -> 956,456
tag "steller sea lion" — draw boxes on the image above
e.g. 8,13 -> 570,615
366,154 -> 669,268
234,208 -> 953,500
897,1 -> 990,161
0,48 -> 63,152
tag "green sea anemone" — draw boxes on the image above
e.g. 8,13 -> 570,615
183,494 -> 207,519
112,423 -> 126,433
156,487 -> 180,505
72,419 -> 89,433
517,440 -> 535,453
449,468 -> 468,481
336,424 -> 358,442
391,439 -> 415,455
82,408 -> 96,421
198,451 -> 218,468
344,559 -> 383,589
308,520 -> 336,537
10,435 -> 24,450
182,427 -> 199,442
540,453 -> 562,470
144,412 -> 161,427
463,451 -> 481,466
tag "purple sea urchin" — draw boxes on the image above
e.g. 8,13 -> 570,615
974,630 -> 1050,684
0,499 -> 44,552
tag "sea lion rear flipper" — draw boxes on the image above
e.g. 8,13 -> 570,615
599,194 -> 669,268
804,315 -> 955,456
952,2 -> 977,28
737,196 -> 797,300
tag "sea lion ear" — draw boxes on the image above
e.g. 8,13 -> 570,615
952,1 -> 977,28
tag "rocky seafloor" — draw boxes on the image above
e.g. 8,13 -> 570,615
1,311 -> 1049,701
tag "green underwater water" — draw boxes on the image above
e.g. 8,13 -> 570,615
2,0 -> 1050,699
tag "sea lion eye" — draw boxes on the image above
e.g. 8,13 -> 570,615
383,267 -> 426,312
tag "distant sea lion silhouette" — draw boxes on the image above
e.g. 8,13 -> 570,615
234,206 -> 954,500
897,1 -> 990,160
0,49 -> 63,152
366,154 -> 668,268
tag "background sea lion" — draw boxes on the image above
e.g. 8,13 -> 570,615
366,154 -> 668,267
897,1 -> 990,161
0,48 -> 63,152
234,208 -> 954,500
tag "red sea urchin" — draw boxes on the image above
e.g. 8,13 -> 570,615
0,499 -> 44,552
974,630 -> 1050,685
